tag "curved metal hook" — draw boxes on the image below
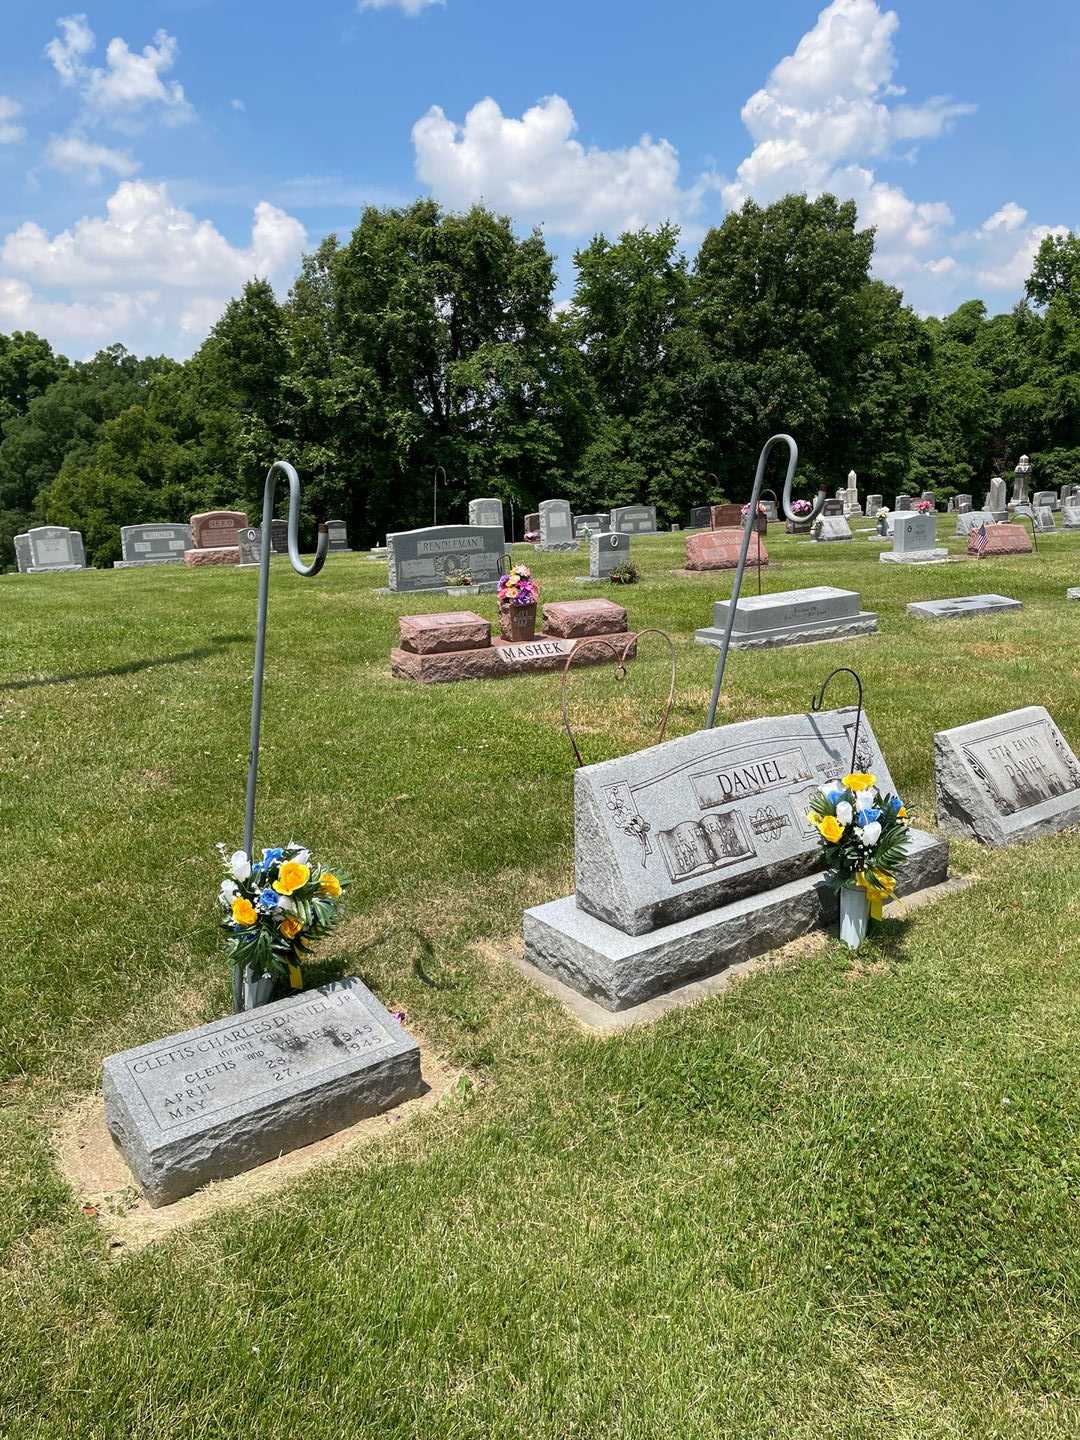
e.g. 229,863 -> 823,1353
810,667 -> 864,775
433,465 -> 447,525
561,628 -> 677,769
705,434 -> 825,728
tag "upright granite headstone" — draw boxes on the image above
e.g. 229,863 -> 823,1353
524,512 -> 540,539
325,519 -> 350,552
1034,506 -> 1056,533
955,493 -> 973,513
387,523 -> 507,592
710,503 -> 744,528
103,977 -> 423,1207
934,707 -> 1080,847
115,523 -> 193,568
894,496 -> 916,512
987,477 -> 1007,514
1063,496 -> 1080,530
843,470 -> 862,516
822,498 -> 845,516
689,506 -> 712,529
468,498 -> 505,534
695,585 -> 876,650
584,531 -> 630,581
237,527 -> 262,566
269,518 -> 289,554
523,707 -> 947,1010
185,510 -> 248,567
812,515 -> 853,542
610,504 -> 657,535
538,499 -> 577,551
14,533 -> 31,572
26,526 -> 85,572
574,513 -> 610,536
920,491 -> 936,508
1033,490 -> 1058,512
956,510 -> 996,536
881,511 -> 947,564
866,493 -> 883,514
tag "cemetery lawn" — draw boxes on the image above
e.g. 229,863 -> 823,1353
3,518 -> 1080,1439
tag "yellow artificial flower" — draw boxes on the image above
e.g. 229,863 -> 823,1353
320,872 -> 342,898
231,897 -> 257,927
842,772 -> 877,792
805,809 -> 822,827
819,816 -> 844,844
280,914 -> 303,940
897,805 -> 907,818
273,860 -> 310,896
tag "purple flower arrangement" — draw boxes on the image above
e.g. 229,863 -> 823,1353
498,564 -> 539,606
791,499 -> 813,516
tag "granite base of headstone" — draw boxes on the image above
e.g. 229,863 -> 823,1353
880,511 -> 948,564
907,594 -> 1022,621
968,524 -> 1032,558
934,706 -> 1080,848
695,586 -> 877,651
521,706 -> 948,1012
391,600 -> 635,684
102,978 -> 423,1207
683,528 -> 768,571
114,523 -> 193,568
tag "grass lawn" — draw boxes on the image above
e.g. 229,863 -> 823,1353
2,516 -> 1079,1438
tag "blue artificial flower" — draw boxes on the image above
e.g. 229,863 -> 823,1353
261,847 -> 284,864
824,783 -> 847,802
886,794 -> 903,816
856,806 -> 883,827
256,887 -> 281,911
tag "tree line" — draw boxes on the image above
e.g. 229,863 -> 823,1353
2,192 -> 1079,568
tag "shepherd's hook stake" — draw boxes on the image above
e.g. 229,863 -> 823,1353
705,434 -> 825,728
237,462 -> 328,1010
810,667 -> 865,775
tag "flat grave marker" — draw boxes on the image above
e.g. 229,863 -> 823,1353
907,594 -> 1022,621
695,584 -> 877,651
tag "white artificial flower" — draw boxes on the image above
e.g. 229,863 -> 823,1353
219,880 -> 238,906
276,896 -> 295,914
856,821 -> 882,848
286,841 -> 310,864
835,801 -> 853,826
853,790 -> 875,813
229,850 -> 251,882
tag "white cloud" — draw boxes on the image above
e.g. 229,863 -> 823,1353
45,16 -> 193,125
0,182 -> 306,357
230,98 -> 246,112
982,201 -> 1027,234
0,97 -> 26,145
413,94 -> 711,236
359,0 -> 444,14
974,223 -> 1070,292
45,135 -> 140,180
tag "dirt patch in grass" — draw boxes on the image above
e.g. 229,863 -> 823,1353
52,1041 -> 459,1254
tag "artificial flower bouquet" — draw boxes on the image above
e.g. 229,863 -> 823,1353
916,498 -> 934,513
791,499 -> 812,516
806,771 -> 912,920
218,842 -> 349,990
498,564 -> 539,607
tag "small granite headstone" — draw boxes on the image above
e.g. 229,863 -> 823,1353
185,510 -> 248,568
584,531 -> 630,581
237,527 -> 262,566
103,977 -> 423,1207
325,519 -> 351,551
538,499 -> 577,551
115,523 -> 193,568
812,515 -> 853,542
987,477 -> 1008,513
822,498 -> 845,516
14,533 -> 31,572
270,518 -> 289,554
710,503 -> 744,528
1063,499 -> 1080,530
895,496 -> 916,512
468,498 -> 505,534
921,491 -> 936,508
866,493 -> 883,514
934,706 -> 1080,847
689,506 -> 712,529
695,585 -> 877,651
610,504 -> 657,535
26,525 -> 85,572
955,493 -> 972,513
1034,506 -> 1056,533
881,511 -> 948,565
1033,490 -> 1058,512
524,512 -> 540,538
907,594 -> 1022,621
387,523 -> 507,592
956,510 -> 996,536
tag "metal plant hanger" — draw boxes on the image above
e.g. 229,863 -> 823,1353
237,461 -> 329,1009
561,629 -> 677,769
705,434 -> 825,727
809,667 -> 865,775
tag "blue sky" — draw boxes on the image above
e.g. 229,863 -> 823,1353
0,0 -> 1076,358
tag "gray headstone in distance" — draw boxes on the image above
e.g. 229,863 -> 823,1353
468,498 -> 504,534
689,506 -> 712,529
538,499 -> 577,551
14,533 -> 31,572
866,493 -> 883,514
955,494 -> 972,513
695,585 -> 877,651
907,595 -> 1022,621
956,510 -> 997,536
987,478 -> 1008,514
237,527 -> 262,566
386,523 -> 507,592
894,496 -> 915,512
574,513 -> 609,536
812,515 -> 853,542
934,706 -> 1080,847
115,523 -> 193,568
590,531 -> 629,579
1034,506 -> 1056,532
1063,501 -> 1080,530
325,519 -> 351,551
270,518 -> 289,554
103,977 -> 423,1207
610,504 -> 657,534
27,525 -> 83,571
881,511 -> 948,564
1033,490 -> 1058,511
822,498 -> 844,516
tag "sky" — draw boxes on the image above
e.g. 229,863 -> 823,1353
0,0 -> 1076,360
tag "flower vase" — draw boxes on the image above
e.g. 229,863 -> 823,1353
501,602 -> 537,642
839,885 -> 870,949
240,964 -> 276,1011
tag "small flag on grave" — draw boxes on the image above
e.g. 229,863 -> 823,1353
972,522 -> 989,557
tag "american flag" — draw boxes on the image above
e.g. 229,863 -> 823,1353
972,522 -> 989,556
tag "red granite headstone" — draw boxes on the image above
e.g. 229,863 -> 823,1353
398,612 -> 491,653
541,598 -> 629,638
969,524 -> 1033,557
710,503 -> 743,529
685,528 -> 768,571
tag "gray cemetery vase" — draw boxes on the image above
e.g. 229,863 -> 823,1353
103,977 -> 424,1206
934,706 -> 1080,847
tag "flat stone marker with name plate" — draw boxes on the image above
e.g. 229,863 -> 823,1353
522,706 -> 948,1010
695,585 -> 877,651
934,706 -> 1080,847
26,525 -> 86,572
386,523 -> 506,592
115,523 -> 193,568
103,977 -> 423,1207
576,531 -> 629,584
907,594 -> 1022,622
538,499 -> 578,551
610,504 -> 657,534
881,511 -> 948,564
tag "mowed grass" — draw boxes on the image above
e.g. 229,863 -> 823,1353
2,517 -> 1080,1438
